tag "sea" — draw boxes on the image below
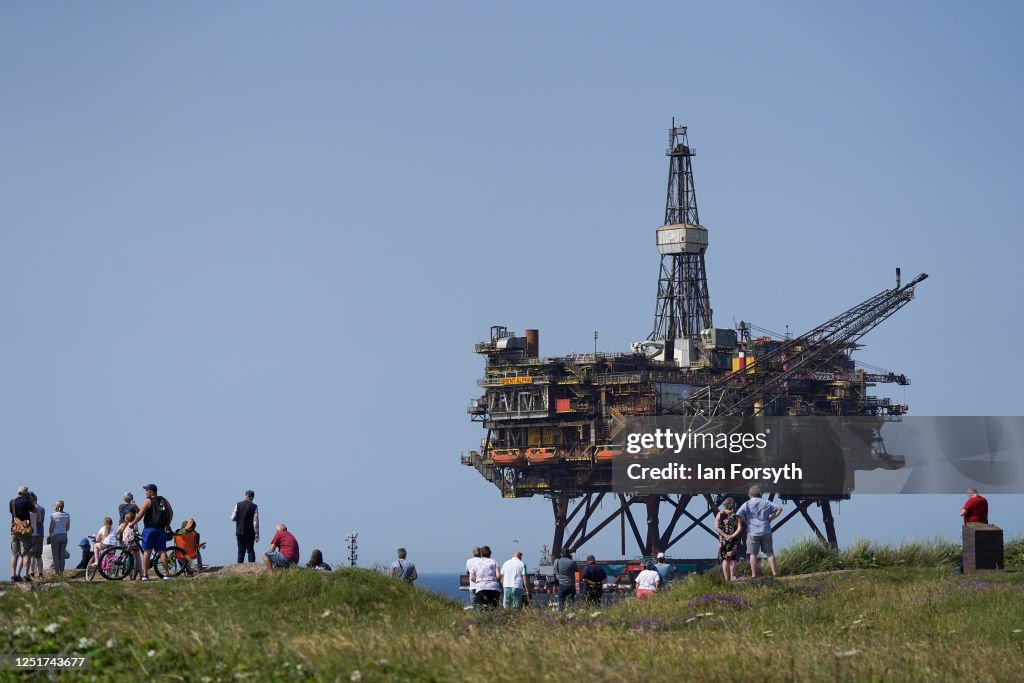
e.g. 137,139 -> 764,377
416,572 -> 469,602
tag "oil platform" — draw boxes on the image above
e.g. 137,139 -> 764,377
463,121 -> 926,557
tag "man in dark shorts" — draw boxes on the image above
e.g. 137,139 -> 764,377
135,483 -> 174,581
9,486 -> 36,582
580,554 -> 607,606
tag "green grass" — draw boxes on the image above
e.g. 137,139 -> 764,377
774,536 -> 963,575
2,549 -> 1024,682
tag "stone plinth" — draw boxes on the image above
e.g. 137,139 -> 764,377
962,523 -> 1003,572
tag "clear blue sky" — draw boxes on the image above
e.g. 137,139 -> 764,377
2,2 -> 1022,571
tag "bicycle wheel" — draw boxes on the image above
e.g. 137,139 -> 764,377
98,547 -> 132,581
85,558 -> 98,582
153,547 -> 190,578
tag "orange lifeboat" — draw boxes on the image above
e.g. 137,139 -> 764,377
491,448 -> 524,466
594,446 -> 622,462
525,447 -> 560,464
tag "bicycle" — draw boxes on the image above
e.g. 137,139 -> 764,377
88,533 -> 191,581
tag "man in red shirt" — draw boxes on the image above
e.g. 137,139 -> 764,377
263,522 -> 299,571
960,489 -> 989,524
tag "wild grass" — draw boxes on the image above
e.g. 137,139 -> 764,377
1,544 -> 1023,682
775,536 -> 963,575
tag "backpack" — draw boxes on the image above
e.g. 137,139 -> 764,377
151,496 -> 170,528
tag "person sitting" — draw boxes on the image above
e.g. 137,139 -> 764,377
174,519 -> 207,570
118,511 -> 142,578
306,549 -> 332,571
92,517 -> 115,567
635,560 -> 661,598
76,537 -> 92,569
263,523 -> 299,571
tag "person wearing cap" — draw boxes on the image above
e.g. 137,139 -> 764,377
9,485 -> 37,582
635,560 -> 661,598
231,490 -> 260,564
135,483 -> 174,580
736,485 -> 782,578
118,492 -> 139,525
654,552 -> 674,588
580,555 -> 608,606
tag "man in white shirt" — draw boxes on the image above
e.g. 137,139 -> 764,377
500,550 -> 530,609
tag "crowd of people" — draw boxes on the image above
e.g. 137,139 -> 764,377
7,485 -> 335,582
10,484 -> 994,592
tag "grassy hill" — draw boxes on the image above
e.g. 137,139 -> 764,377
2,547 -> 1023,681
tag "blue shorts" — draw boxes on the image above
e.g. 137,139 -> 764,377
141,527 -> 167,552
265,550 -> 293,568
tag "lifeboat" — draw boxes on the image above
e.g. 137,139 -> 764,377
525,447 -> 560,464
594,446 -> 622,462
491,448 -> 524,466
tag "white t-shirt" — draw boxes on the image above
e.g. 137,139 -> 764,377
50,511 -> 70,536
635,569 -> 660,591
501,557 -> 527,589
466,557 -> 479,591
471,557 -> 500,592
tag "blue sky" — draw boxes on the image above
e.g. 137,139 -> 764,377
2,2 -> 1022,571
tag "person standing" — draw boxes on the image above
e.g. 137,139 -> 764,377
635,560 -> 661,598
654,552 -> 674,589
29,493 -> 45,580
500,550 -> 529,609
118,492 -> 139,524
465,546 -> 481,599
389,547 -> 418,584
469,546 -> 501,608
960,489 -> 989,524
736,485 -> 782,578
9,486 -> 36,582
48,500 -> 71,577
553,549 -> 578,612
716,497 -> 744,582
580,555 -> 608,606
136,483 -> 174,581
263,523 -> 299,571
231,490 -> 260,563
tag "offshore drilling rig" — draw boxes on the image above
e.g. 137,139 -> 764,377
463,121 -> 926,557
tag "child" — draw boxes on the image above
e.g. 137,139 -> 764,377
92,517 -> 114,571
118,510 -> 141,579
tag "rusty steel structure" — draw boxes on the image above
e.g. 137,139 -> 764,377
463,123 -> 926,557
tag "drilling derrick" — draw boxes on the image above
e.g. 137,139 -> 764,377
651,121 -> 712,366
464,122 -> 925,560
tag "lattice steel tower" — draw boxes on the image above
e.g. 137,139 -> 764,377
650,120 -> 713,364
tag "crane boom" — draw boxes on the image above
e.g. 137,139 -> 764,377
668,273 -> 927,418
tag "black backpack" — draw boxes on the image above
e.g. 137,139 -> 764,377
150,496 -> 170,528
